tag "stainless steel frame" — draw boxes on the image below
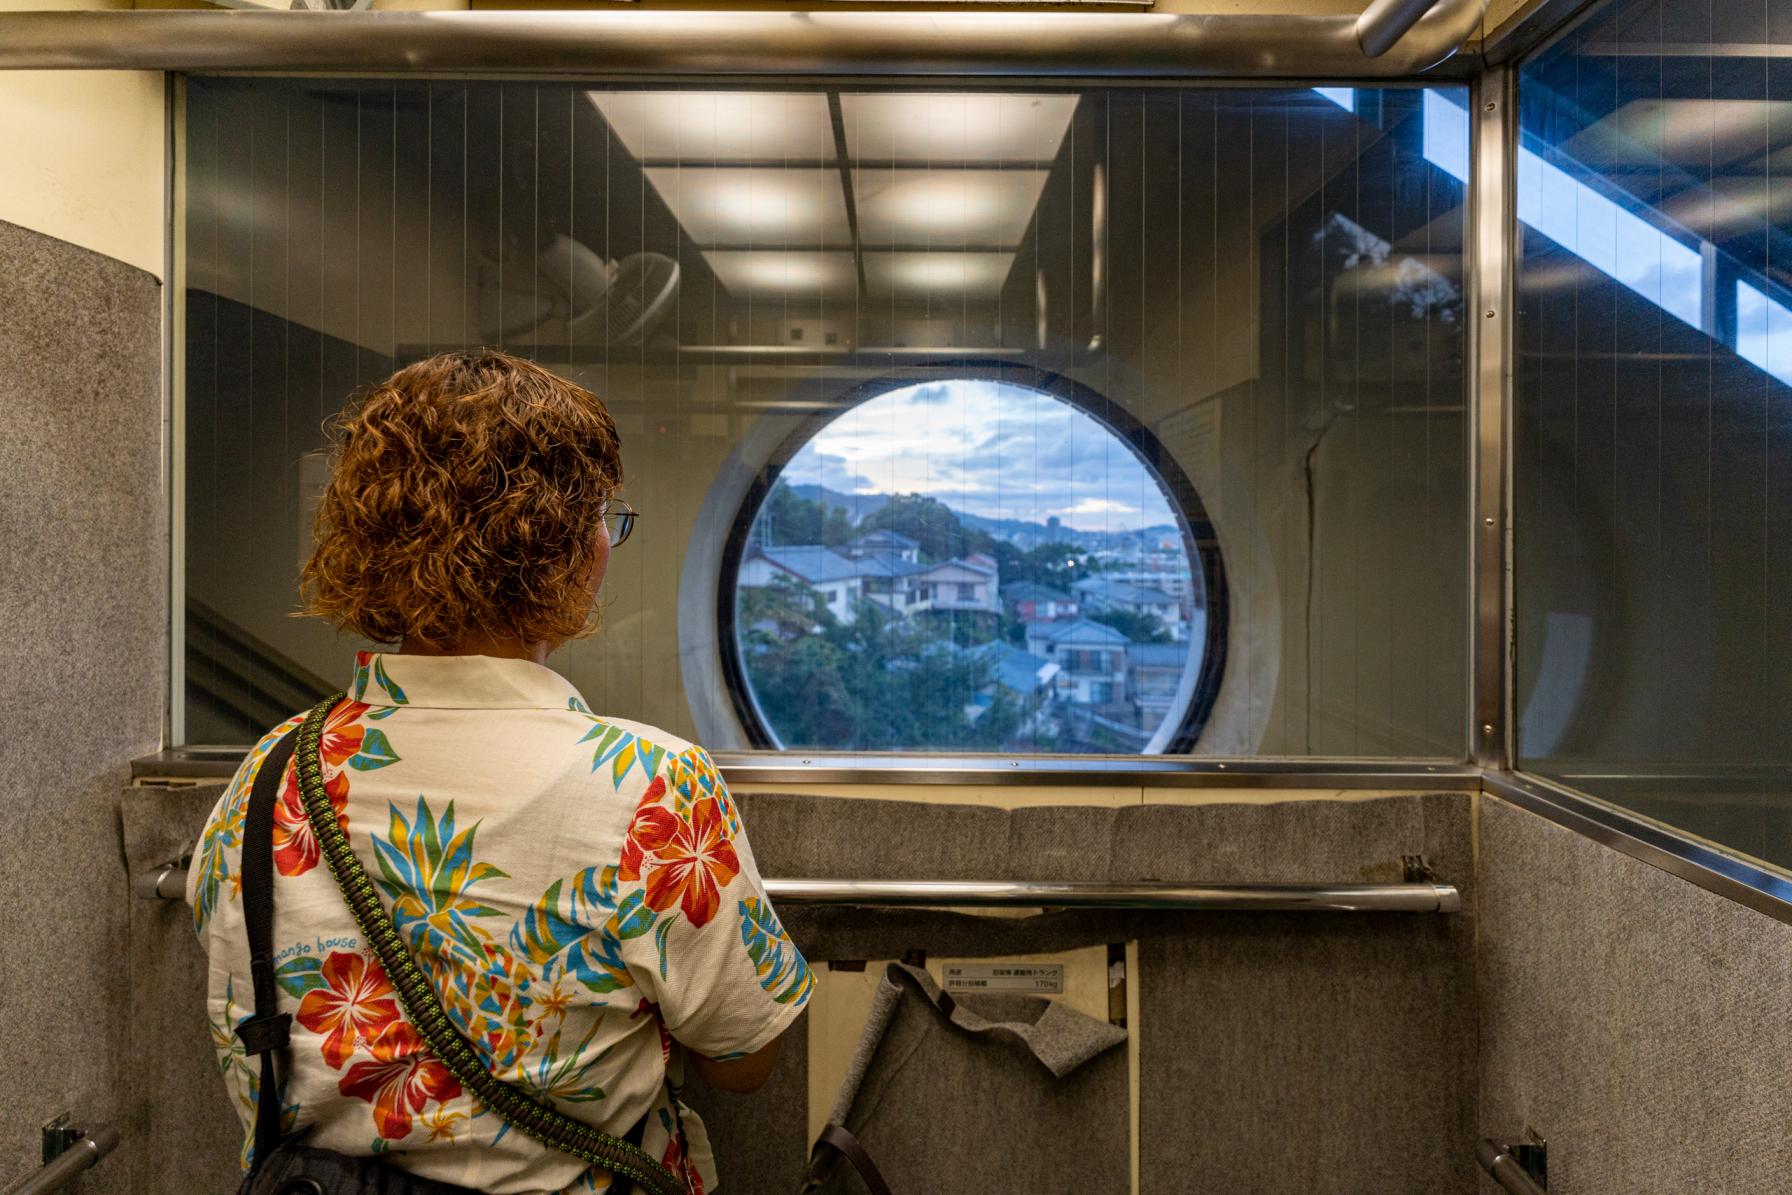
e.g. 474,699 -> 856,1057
1468,64 -> 1515,770
137,866 -> 1460,913
0,1127 -> 119,1195
1479,0 -> 1607,66
0,5 -> 1487,77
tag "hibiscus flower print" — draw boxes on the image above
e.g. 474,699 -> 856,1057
296,951 -> 401,1070
618,779 -> 741,928
339,1021 -> 461,1141
656,1108 -> 706,1195
317,698 -> 375,767
267,699 -> 401,877
272,767 -> 349,877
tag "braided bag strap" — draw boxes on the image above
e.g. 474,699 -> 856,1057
293,694 -> 689,1195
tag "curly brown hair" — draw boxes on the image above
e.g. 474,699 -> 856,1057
300,349 -> 623,648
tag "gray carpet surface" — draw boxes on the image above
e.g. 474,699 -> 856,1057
1478,796 -> 1792,1194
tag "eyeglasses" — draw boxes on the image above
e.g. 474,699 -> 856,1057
600,498 -> 638,548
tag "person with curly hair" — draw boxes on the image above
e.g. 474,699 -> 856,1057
189,350 -> 809,1195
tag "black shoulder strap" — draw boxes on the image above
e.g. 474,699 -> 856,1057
806,1124 -> 895,1195
236,725 -> 303,1175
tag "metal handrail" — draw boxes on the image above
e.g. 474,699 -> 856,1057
769,878 -> 1459,912
1477,1138 -> 1547,1195
141,863 -> 1459,913
1,1129 -> 118,1195
0,4 -> 1487,77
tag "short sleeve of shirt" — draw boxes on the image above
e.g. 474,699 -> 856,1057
617,745 -> 813,1059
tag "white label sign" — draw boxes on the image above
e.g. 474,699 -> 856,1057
941,963 -> 1065,995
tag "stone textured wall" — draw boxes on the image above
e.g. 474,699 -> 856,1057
0,216 -> 164,1190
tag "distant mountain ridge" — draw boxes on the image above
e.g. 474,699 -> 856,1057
778,481 -> 1179,548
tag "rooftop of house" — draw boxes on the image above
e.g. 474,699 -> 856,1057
972,641 -> 1058,692
1125,642 -> 1190,668
748,545 -> 864,584
1072,576 -> 1178,605
1000,581 -> 1075,603
845,529 -> 920,551
1028,617 -> 1131,647
916,556 -> 997,578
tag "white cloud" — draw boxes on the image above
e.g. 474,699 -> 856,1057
786,379 -> 1180,532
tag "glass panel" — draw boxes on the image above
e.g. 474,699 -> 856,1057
180,79 -> 1469,758
1515,0 -> 1792,866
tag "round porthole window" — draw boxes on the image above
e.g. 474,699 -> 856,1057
720,374 -> 1226,754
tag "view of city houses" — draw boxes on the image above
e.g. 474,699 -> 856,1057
733,380 -> 1208,753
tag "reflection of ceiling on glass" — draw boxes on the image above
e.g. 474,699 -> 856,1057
702,250 -> 858,299
864,251 -> 1014,300
587,90 -> 1075,305
590,91 -> 834,161
840,94 -> 1078,162
852,169 -> 1049,247
643,167 -> 850,246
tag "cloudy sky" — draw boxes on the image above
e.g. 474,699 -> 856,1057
774,379 -> 1178,533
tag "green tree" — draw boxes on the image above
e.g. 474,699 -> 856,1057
758,483 -> 856,547
736,591 -> 1020,752
737,574 -> 833,638
859,494 -> 994,563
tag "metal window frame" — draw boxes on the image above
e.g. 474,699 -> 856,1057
26,0 -> 1785,926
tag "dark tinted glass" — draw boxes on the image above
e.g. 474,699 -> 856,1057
1515,1 -> 1792,864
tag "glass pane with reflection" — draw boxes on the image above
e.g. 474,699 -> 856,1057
1515,0 -> 1792,866
181,79 -> 1469,759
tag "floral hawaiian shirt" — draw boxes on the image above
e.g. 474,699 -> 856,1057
188,651 -> 812,1194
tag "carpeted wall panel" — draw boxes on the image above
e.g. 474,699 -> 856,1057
0,218 -> 164,1193
1477,797 -> 1792,1192
1124,793 -> 1478,1195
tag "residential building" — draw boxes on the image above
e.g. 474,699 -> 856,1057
1001,581 -> 1078,622
906,557 -> 1000,616
1072,575 -> 1186,640
842,529 -> 921,564
741,542 -> 1000,623
1024,617 -> 1130,705
1125,641 -> 1190,733
1098,564 -> 1202,609
738,545 -> 865,624
973,640 -> 1061,702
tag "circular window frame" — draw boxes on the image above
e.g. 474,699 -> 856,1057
711,361 -> 1229,755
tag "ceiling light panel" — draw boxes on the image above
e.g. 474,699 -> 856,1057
852,169 -> 1048,248
586,91 -> 836,163
704,250 -> 858,299
841,94 -> 1078,164
864,251 -> 1015,300
645,167 -> 850,247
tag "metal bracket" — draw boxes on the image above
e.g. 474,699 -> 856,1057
1513,1128 -> 1548,1187
1401,854 -> 1439,883
41,1114 -> 82,1165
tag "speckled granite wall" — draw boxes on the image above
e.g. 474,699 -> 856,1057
0,218 -> 164,1190
1477,797 -> 1792,1193
121,786 -> 247,1189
